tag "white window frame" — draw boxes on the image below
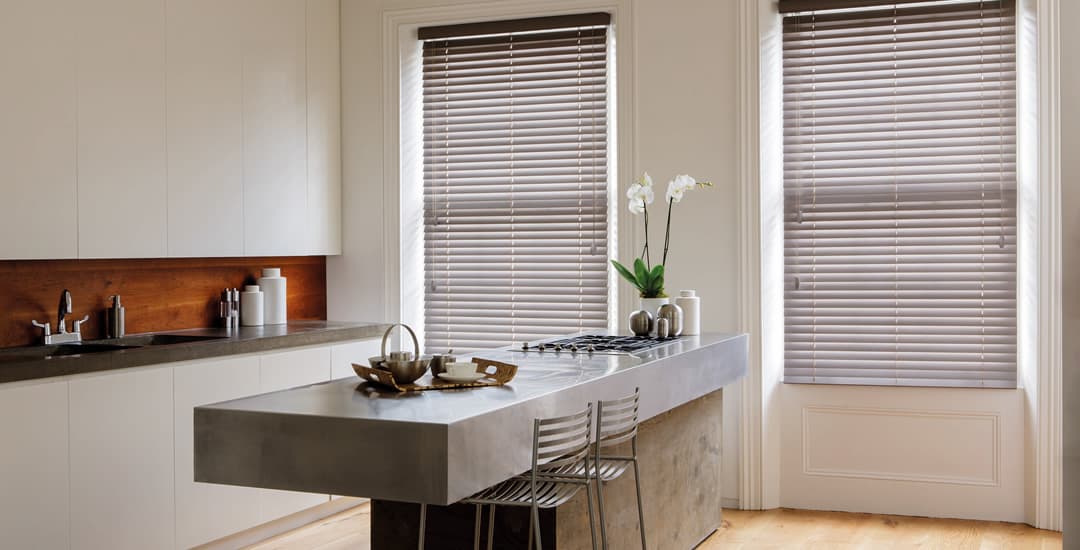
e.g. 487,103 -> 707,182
734,0 -> 1061,529
381,0 -> 633,350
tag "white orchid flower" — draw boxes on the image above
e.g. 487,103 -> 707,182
639,172 -> 654,189
626,173 -> 655,215
665,174 -> 697,203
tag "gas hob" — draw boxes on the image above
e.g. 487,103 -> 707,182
517,334 -> 676,355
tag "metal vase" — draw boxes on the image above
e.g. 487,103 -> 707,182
629,309 -> 654,337
657,303 -> 684,337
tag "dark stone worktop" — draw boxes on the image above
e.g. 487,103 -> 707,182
0,321 -> 389,384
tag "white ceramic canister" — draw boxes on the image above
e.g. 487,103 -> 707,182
240,285 -> 264,327
639,296 -> 670,319
675,289 -> 701,336
258,268 -> 287,325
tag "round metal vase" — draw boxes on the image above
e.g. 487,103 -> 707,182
629,309 -> 654,336
657,303 -> 684,337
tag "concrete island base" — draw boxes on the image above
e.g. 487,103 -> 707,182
371,390 -> 723,549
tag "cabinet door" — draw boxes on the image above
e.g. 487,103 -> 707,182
331,338 -> 381,380
70,367 -> 174,550
306,0 -> 342,255
0,381 -> 70,549
242,0 -> 308,256
258,346 -> 332,521
174,356 -> 262,548
165,0 -> 245,257
0,0 -> 78,259
75,0 -> 167,258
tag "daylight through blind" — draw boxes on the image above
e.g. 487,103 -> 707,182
781,0 -> 1018,387
421,15 -> 611,351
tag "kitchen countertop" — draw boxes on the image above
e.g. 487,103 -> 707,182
194,332 -> 748,505
0,321 -> 389,384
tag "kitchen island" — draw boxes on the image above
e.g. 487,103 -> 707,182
195,333 -> 747,549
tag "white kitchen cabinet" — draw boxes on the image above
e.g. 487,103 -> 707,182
69,366 -> 175,550
174,356 -> 262,549
306,0 -> 343,255
331,338 -> 382,380
75,0 -> 168,258
165,0 -> 245,258
0,0 -> 78,259
257,346 -> 333,522
242,0 -> 309,257
0,380 -> 70,550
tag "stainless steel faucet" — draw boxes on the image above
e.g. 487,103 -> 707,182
58,289 -> 72,334
32,289 -> 89,345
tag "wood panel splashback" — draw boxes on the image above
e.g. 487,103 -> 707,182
0,257 -> 326,349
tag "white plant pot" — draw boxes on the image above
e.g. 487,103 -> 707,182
639,296 -> 670,317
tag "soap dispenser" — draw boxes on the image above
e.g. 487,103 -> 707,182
107,295 -> 125,338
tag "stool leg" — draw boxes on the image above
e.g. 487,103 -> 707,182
596,471 -> 608,549
527,510 -> 534,550
473,504 -> 482,550
486,505 -> 495,550
585,480 -> 598,550
633,457 -> 647,550
532,503 -> 543,550
418,504 -> 427,550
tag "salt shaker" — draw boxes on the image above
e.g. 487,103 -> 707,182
656,317 -> 671,339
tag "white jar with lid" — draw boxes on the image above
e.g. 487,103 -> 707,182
258,268 -> 287,325
675,290 -> 700,335
240,285 -> 264,326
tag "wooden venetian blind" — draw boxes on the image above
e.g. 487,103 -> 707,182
421,13 -> 611,351
781,0 -> 1017,387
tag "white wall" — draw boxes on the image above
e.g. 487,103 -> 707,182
330,0 -> 742,502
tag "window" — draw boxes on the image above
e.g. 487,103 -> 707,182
419,13 -> 611,351
779,0 -> 1017,387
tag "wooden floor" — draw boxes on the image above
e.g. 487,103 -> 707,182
246,502 -> 1062,550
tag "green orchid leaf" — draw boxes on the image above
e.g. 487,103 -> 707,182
611,260 -> 644,292
633,258 -> 649,286
646,264 -> 665,295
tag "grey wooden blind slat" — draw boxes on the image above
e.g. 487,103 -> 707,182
782,0 -> 1017,388
423,20 -> 610,352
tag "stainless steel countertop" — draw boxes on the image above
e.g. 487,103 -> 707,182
195,332 -> 748,505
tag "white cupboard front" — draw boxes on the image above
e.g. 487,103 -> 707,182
75,0 -> 168,259
0,380 -> 70,550
69,366 -> 175,550
256,346 -> 334,522
0,0 -> 78,260
174,355 -> 262,549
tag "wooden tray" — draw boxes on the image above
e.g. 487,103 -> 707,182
352,357 -> 518,392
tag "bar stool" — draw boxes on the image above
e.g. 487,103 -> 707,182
418,404 -> 598,550
593,388 -> 646,549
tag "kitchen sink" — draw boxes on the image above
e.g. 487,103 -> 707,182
46,343 -> 141,357
0,342 -> 139,363
0,333 -> 229,365
108,334 -> 228,347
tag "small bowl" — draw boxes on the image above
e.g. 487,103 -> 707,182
376,357 -> 429,384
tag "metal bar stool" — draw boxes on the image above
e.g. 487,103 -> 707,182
418,404 -> 598,550
593,388 -> 646,549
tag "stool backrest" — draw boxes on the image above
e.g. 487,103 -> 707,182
533,403 -> 593,472
596,388 -> 640,449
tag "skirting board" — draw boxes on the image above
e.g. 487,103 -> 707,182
196,497 -> 368,550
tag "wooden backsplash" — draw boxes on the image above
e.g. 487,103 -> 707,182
0,256 -> 326,349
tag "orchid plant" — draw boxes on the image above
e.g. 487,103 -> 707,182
611,172 -> 713,298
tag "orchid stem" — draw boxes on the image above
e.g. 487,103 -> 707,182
662,198 -> 673,267
641,203 -> 651,267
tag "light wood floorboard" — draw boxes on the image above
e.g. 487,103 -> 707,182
244,503 -> 1062,550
